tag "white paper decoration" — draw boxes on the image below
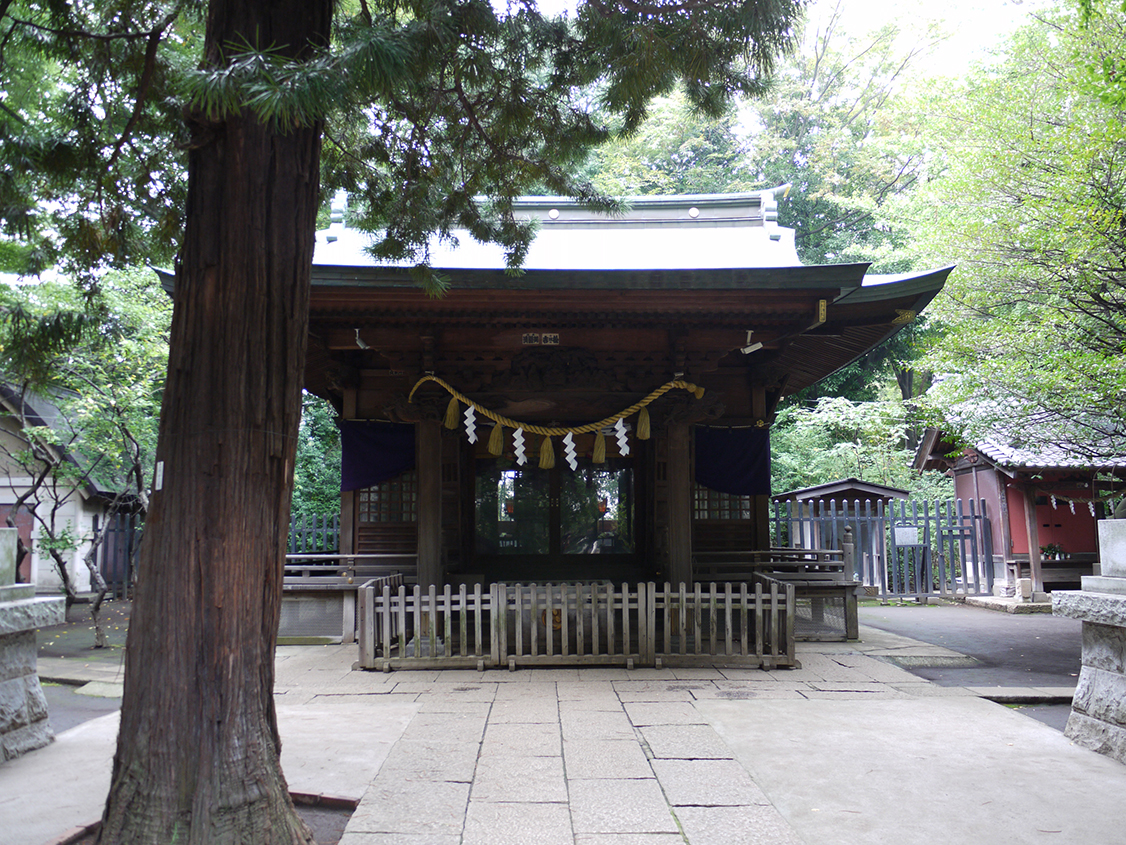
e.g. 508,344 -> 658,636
514,428 -> 527,466
563,432 -> 578,471
463,405 -> 478,443
614,418 -> 629,456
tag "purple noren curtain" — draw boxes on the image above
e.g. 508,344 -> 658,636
694,426 -> 770,496
340,421 -> 416,492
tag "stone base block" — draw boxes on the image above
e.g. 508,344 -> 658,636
1065,710 -> 1126,765
1,717 -> 53,761
1054,589 -> 1126,626
0,595 -> 65,636
0,605 -> 60,760
1054,589 -> 1126,766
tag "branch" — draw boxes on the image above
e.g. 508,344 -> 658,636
107,10 -> 182,170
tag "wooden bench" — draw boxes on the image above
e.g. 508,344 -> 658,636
693,548 -> 860,640
282,554 -> 417,643
1010,552 -> 1099,587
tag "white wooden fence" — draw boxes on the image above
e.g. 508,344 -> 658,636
356,578 -> 797,671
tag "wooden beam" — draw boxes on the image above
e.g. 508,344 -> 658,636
667,422 -> 693,588
1023,485 -> 1043,594
417,420 -> 443,589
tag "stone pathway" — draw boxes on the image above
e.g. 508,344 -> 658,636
318,628 -> 1026,845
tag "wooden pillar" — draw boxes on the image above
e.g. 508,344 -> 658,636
751,384 -> 771,550
417,419 -> 443,589
667,421 -> 692,588
1023,485 -> 1043,594
339,388 -> 357,557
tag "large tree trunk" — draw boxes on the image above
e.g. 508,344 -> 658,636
98,1 -> 330,841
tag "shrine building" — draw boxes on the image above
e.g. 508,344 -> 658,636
305,189 -> 951,592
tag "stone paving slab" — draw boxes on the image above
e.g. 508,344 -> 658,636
699,696 -> 1126,845
480,721 -> 562,756
565,739 -> 653,779
621,701 -> 706,725
462,801 -> 574,845
650,758 -> 770,807
675,804 -> 804,845
689,686 -> 807,700
639,724 -> 733,759
490,697 -> 559,722
560,709 -> 635,740
375,738 -> 481,782
470,754 -> 568,802
348,780 -> 470,836
339,834 -> 459,845
569,778 -> 679,835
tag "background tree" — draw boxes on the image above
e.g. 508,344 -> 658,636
291,392 -> 342,518
771,394 -> 953,498
5,1 -> 809,841
0,271 -> 167,641
901,0 -> 1126,457
0,3 -> 190,283
742,0 -> 939,269
584,90 -> 755,195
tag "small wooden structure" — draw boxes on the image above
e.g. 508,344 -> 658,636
304,190 -> 950,656
915,426 -> 1126,595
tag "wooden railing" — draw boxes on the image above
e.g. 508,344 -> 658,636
356,578 -> 797,671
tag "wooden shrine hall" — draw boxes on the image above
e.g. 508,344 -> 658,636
305,189 -> 950,603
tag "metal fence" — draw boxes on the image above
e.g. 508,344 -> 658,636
771,498 -> 994,600
94,512 -> 143,599
288,512 -> 339,554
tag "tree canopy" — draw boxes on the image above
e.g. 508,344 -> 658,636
2,1 -> 812,842
901,0 -> 1126,457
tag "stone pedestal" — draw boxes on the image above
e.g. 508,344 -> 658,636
1053,519 -> 1126,764
0,528 -> 65,760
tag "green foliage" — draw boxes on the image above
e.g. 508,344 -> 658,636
3,0 -> 808,285
321,0 -> 804,273
0,2 -> 196,282
291,392 -> 341,516
584,90 -> 755,195
901,0 -> 1126,456
37,523 -> 79,554
771,396 -> 953,499
740,0 -> 939,269
0,270 -> 169,502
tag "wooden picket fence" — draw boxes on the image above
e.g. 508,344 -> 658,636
356,578 -> 796,671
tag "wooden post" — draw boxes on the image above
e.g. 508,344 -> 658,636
751,384 -> 771,549
1023,485 -> 1043,595
339,388 -> 357,558
417,419 -> 443,589
667,421 -> 692,588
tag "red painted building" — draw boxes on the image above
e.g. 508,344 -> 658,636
914,426 -> 1126,596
